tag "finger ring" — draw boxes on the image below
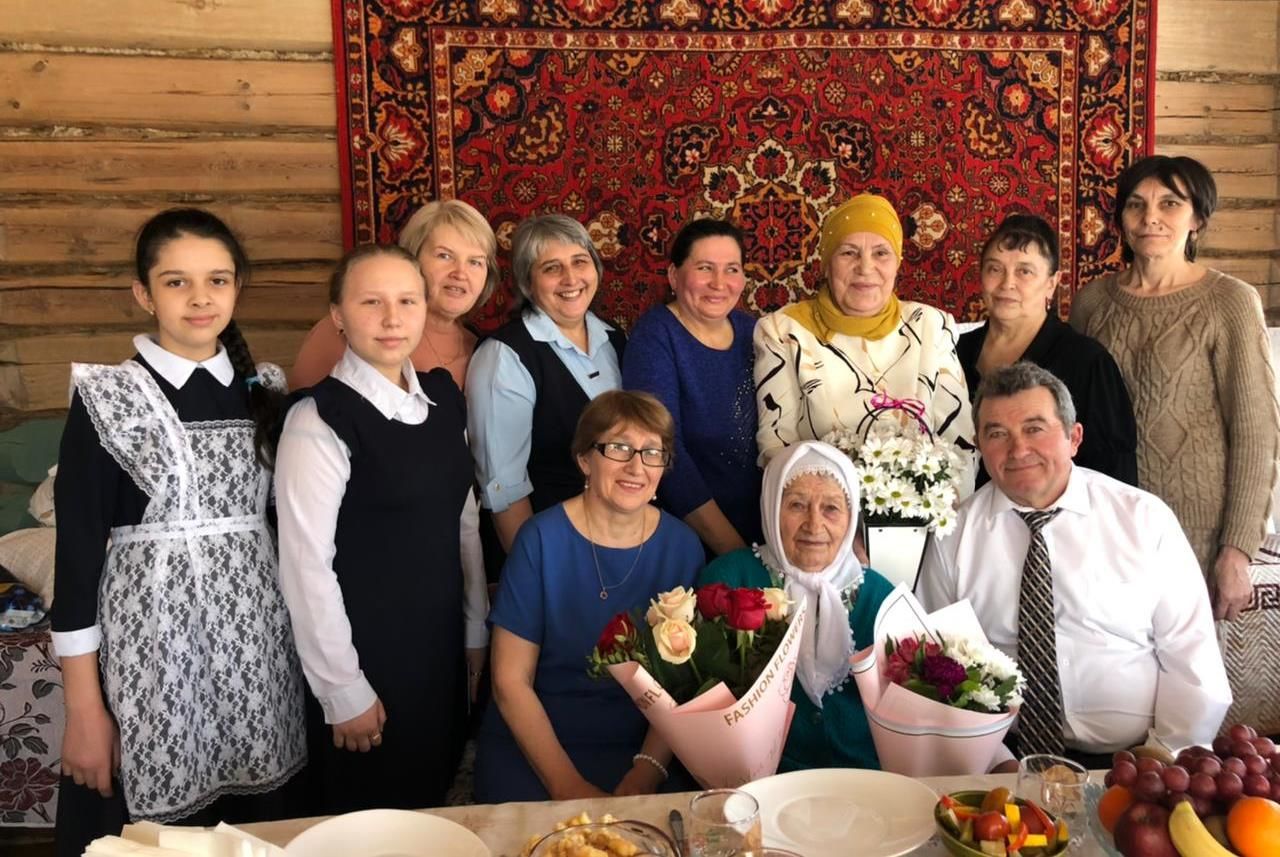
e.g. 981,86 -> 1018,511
371,732 -> 382,742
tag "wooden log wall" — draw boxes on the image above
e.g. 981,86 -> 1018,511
1,0 -> 1277,424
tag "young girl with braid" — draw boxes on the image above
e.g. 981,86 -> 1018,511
51,209 -> 306,856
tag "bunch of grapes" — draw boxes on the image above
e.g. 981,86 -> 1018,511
1103,724 -> 1280,817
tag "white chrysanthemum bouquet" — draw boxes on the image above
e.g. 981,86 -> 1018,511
823,419 -> 969,537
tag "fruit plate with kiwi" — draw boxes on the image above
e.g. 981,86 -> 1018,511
935,789 -> 1068,857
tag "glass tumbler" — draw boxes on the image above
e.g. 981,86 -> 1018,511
688,788 -> 764,857
1016,753 -> 1089,850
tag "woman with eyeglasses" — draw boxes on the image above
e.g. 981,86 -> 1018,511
475,391 -> 704,802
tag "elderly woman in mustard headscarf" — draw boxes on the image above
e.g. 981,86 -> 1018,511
697,440 -> 894,770
754,194 -> 975,466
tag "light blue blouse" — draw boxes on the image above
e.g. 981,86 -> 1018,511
465,307 -> 622,512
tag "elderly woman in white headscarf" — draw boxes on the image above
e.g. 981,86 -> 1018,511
696,440 -> 893,770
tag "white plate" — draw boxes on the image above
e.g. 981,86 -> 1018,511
740,768 -> 938,857
285,809 -> 489,857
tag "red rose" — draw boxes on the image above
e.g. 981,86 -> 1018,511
596,612 -> 636,656
724,588 -> 769,632
696,583 -> 732,620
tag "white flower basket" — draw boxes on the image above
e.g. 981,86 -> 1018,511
864,521 -> 929,590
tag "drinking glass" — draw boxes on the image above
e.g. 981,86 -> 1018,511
1016,754 -> 1089,851
688,788 -> 764,857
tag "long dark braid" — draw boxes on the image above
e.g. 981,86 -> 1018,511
219,319 -> 287,468
135,208 -> 285,468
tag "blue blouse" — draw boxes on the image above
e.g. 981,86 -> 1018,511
622,306 -> 762,544
476,504 -> 704,801
466,308 -> 622,512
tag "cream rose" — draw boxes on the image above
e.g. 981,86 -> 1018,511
761,587 -> 791,621
654,618 -> 697,665
645,585 -> 697,626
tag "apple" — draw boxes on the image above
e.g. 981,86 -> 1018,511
1113,801 -> 1178,857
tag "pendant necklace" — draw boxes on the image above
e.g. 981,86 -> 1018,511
584,501 -> 647,600
422,322 -> 465,367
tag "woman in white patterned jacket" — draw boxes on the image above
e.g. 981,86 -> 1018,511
754,193 -> 975,480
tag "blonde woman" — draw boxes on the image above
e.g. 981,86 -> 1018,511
289,200 -> 498,391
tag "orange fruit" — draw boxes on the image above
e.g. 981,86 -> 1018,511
1097,785 -> 1134,834
1227,796 -> 1280,857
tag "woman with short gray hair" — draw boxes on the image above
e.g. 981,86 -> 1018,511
467,214 -> 626,552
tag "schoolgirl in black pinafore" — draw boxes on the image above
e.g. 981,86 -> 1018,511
299,367 -> 472,811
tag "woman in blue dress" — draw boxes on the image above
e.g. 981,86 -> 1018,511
476,391 -> 704,801
698,440 -> 893,770
622,219 -> 761,554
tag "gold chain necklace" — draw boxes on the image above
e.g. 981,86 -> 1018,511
583,501 -> 647,601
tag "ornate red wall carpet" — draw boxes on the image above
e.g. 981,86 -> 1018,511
330,0 -> 1155,328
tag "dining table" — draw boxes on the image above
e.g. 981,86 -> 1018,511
238,771 -> 1111,856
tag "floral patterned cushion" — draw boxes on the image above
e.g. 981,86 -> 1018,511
0,622 -> 61,827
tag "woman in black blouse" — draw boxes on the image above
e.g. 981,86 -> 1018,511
957,214 -> 1137,485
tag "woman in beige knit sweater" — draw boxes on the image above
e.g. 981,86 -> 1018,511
1070,155 -> 1279,622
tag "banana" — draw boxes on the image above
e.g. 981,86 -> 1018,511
1168,801 -> 1239,857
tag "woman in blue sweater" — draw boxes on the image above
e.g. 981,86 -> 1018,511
622,219 -> 761,554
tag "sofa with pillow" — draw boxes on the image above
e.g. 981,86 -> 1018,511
0,418 -> 63,828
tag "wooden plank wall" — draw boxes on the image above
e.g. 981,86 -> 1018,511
1,0 -> 1277,424
0,0 -> 340,423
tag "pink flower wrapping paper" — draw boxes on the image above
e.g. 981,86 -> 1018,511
851,584 -> 1017,776
607,604 -> 806,788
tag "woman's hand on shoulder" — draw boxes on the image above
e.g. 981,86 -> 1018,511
332,697 -> 387,752
62,702 -> 120,797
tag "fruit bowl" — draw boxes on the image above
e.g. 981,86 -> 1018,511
934,790 -> 1067,857
1084,782 -> 1123,857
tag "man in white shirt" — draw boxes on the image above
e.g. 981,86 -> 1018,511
919,362 -> 1230,763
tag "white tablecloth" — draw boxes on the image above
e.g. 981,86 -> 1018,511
240,772 -> 1109,856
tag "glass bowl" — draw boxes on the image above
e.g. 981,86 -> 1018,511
528,820 -> 678,857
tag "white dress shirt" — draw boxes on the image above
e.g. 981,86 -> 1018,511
918,465 -> 1231,754
51,335 -> 237,658
275,348 -> 489,724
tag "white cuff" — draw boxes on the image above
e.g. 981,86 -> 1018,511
317,672 -> 377,725
465,620 -> 490,649
52,626 -> 101,658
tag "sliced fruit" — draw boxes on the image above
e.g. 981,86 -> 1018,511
979,839 -> 1006,857
1006,803 -> 1022,829
1007,822 -> 1028,853
983,787 -> 1012,813
960,818 -> 975,844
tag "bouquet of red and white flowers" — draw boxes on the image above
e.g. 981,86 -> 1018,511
851,584 -> 1023,776
588,583 -> 806,787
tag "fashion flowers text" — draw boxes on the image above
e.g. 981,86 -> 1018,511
884,634 -> 1025,714
588,584 -> 792,703
823,400 -> 968,536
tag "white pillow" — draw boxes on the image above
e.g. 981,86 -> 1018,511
0,528 -> 55,606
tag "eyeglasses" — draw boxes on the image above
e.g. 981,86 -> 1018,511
592,441 -> 671,467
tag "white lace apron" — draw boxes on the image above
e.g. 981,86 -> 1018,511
72,360 -> 306,822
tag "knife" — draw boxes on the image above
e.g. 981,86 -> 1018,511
668,808 -> 687,856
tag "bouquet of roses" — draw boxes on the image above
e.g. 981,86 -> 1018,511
851,584 -> 1023,775
588,583 -> 807,787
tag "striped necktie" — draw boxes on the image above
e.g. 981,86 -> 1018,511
1016,508 -> 1065,757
